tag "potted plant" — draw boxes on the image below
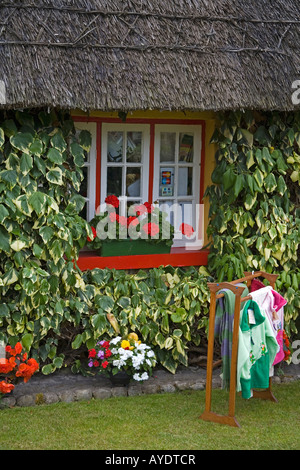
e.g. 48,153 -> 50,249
86,195 -> 174,256
87,333 -> 157,386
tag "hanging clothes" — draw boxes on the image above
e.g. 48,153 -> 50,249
214,284 -> 249,390
250,285 -> 287,365
237,299 -> 279,399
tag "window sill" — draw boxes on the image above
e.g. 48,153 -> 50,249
77,247 -> 209,270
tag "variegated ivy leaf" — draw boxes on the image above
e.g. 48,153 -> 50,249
10,132 -> 34,154
46,167 -> 63,185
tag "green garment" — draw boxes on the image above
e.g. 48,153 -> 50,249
214,285 -> 249,390
237,299 -> 279,399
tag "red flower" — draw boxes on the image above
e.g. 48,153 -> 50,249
0,381 -> 14,395
88,349 -> 96,358
102,361 -> 109,369
105,195 -> 119,208
142,222 -> 160,237
0,357 -> 16,374
93,360 -> 100,367
118,215 -> 128,227
127,216 -> 139,227
104,349 -> 112,358
180,223 -> 194,237
102,341 -> 110,349
87,226 -> 97,242
134,202 -> 154,216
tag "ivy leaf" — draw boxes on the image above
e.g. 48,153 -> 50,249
10,132 -> 34,154
223,169 -> 236,191
79,130 -> 92,151
20,153 -> 33,175
46,167 -> 63,185
70,142 -> 85,166
50,133 -> 67,153
29,191 -> 47,214
264,173 -> 277,193
0,226 -> 11,252
0,127 -> 4,147
233,174 -> 244,197
47,148 -> 63,165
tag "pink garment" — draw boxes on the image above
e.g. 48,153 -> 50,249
250,286 -> 286,366
271,289 -> 287,312
251,278 -> 266,292
274,330 -> 285,365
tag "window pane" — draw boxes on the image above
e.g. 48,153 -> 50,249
178,167 -> 193,196
126,167 -> 141,197
107,167 -> 122,196
107,132 -> 123,162
160,132 -> 175,162
127,132 -> 142,163
179,133 -> 194,162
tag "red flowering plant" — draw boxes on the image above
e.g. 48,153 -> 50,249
0,342 -> 39,401
86,195 -> 174,249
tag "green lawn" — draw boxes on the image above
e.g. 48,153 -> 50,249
0,382 -> 299,450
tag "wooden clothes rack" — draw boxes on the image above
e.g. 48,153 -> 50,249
199,270 -> 279,428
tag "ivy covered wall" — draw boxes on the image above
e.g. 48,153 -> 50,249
205,110 -> 300,335
0,109 -> 298,378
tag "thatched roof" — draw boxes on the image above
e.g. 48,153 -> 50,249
0,0 -> 300,112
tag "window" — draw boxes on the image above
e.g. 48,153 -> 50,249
74,118 -> 204,252
101,124 -> 150,215
153,125 -> 202,247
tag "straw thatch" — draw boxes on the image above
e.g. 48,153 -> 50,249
0,0 -> 300,112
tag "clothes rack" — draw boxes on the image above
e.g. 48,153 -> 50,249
199,271 -> 278,428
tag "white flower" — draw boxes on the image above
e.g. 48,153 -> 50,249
146,350 -> 155,358
110,336 -> 122,345
141,372 -> 149,381
113,358 -> 126,369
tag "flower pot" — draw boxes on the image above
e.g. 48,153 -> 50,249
109,370 -> 131,387
100,239 -> 171,257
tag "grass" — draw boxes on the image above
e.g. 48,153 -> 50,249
0,382 -> 299,450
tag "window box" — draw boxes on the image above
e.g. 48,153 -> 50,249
100,238 -> 171,257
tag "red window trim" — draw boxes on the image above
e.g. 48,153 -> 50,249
73,115 -> 208,270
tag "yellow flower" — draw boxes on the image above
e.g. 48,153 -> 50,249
121,340 -> 130,349
128,332 -> 139,342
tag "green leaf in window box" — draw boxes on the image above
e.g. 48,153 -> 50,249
10,132 -> 34,154
268,226 -> 277,240
46,167 -> 63,185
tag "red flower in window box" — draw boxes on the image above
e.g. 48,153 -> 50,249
180,223 -> 194,238
105,195 -> 120,208
142,222 -> 160,237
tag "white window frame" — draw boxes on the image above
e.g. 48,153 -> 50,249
153,124 -> 202,248
101,123 -> 150,215
74,122 -> 97,222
